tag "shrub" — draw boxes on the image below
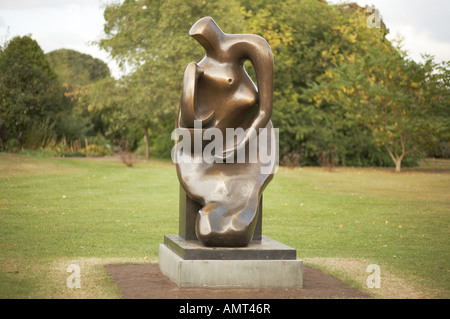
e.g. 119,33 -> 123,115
5,138 -> 20,153
19,147 -> 55,157
85,144 -> 113,157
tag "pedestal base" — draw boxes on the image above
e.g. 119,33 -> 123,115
158,235 -> 303,289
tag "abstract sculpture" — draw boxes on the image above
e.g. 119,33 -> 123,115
173,17 -> 277,247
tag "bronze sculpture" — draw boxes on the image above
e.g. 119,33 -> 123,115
174,17 -> 276,247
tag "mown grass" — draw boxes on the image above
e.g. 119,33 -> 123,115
0,153 -> 448,298
264,164 -> 449,298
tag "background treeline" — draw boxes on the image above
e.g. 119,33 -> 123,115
0,38 -> 114,157
0,0 -> 448,171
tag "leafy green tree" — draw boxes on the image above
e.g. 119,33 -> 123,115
306,43 -> 449,172
93,0 -> 447,169
0,35 -> 66,149
241,0 -> 391,166
422,60 -> 450,158
46,49 -> 112,141
46,49 -> 110,87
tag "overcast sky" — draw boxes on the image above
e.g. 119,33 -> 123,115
1,0 -> 449,78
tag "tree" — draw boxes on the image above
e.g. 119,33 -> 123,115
422,60 -> 450,158
93,0 -> 447,168
305,42 -> 449,172
240,0 -> 391,166
0,35 -> 66,149
46,49 -> 110,87
46,49 -> 112,141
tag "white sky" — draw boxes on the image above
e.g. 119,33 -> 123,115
345,0 -> 450,63
1,0 -> 449,79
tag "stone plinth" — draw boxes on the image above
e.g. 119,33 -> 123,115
159,235 -> 303,289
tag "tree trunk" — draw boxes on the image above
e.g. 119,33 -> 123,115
394,159 -> 402,173
144,126 -> 149,160
385,145 -> 403,173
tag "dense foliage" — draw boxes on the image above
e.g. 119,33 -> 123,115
0,36 -> 112,155
46,48 -> 110,87
0,36 -> 65,150
1,0 -> 448,170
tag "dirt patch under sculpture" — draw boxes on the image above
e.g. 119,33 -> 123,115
104,263 -> 370,299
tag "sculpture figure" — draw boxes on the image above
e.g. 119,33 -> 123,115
174,17 -> 276,247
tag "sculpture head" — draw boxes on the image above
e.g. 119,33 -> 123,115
189,17 -> 224,54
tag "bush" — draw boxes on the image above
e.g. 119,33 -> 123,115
135,137 -> 147,157
56,150 -> 86,157
5,138 -> 20,153
85,144 -> 113,157
21,120 -> 57,150
135,134 -> 173,159
86,135 -> 112,148
280,148 -> 303,168
19,147 -> 55,157
150,134 -> 174,159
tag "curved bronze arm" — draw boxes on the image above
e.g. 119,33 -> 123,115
237,34 -> 274,132
220,34 -> 274,158
178,62 -> 214,128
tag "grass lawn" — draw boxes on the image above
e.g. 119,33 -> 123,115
0,153 -> 448,298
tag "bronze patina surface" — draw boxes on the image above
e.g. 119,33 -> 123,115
175,17 -> 276,247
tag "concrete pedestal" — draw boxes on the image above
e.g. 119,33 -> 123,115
159,235 -> 303,289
